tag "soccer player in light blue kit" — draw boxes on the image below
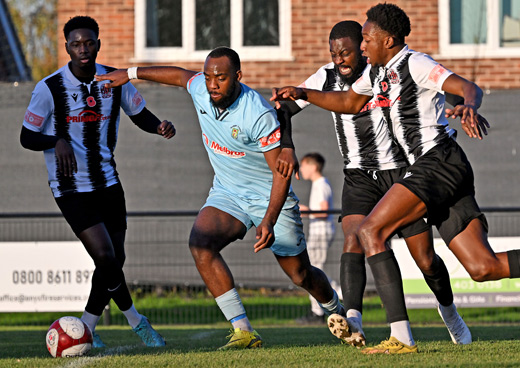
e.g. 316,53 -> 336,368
96,47 -> 344,350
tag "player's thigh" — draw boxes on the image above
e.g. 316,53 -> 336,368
190,206 -> 247,252
78,223 -> 116,263
362,183 -> 427,242
448,218 -> 500,271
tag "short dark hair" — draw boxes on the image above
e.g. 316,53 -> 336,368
302,152 -> 325,173
329,20 -> 363,46
366,3 -> 410,43
207,47 -> 241,73
63,16 -> 99,40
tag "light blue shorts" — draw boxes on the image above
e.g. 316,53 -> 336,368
202,187 -> 307,257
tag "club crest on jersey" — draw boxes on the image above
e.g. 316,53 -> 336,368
86,96 -> 96,107
387,69 -> 400,84
101,84 -> 112,98
231,125 -> 241,139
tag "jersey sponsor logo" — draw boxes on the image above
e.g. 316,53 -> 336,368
363,95 -> 401,110
132,91 -> 143,107
66,110 -> 111,123
259,127 -> 281,147
231,125 -> 240,139
209,140 -> 246,158
428,64 -> 448,84
86,96 -> 96,107
24,110 -> 44,127
101,84 -> 112,98
387,69 -> 400,84
202,133 -> 209,145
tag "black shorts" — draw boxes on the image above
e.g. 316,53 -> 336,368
396,139 -> 487,244
341,167 -> 429,238
55,182 -> 127,236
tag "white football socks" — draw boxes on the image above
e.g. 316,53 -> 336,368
81,310 -> 101,333
390,320 -> 415,346
122,304 -> 143,328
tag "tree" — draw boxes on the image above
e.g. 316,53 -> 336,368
7,0 -> 57,81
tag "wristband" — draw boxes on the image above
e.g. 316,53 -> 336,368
127,67 -> 138,80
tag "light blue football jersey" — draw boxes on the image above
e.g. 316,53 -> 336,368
187,73 -> 298,206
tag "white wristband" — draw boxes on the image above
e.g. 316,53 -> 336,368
127,67 -> 138,80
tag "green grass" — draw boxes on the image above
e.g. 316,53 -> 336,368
1,324 -> 520,367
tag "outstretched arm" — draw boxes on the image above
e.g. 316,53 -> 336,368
95,66 -> 197,89
442,74 -> 484,139
271,86 -> 370,115
445,92 -> 490,138
253,147 -> 291,253
276,101 -> 301,180
129,107 -> 176,139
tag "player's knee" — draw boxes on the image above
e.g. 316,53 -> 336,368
288,268 -> 309,288
92,248 -> 117,268
343,232 -> 362,253
357,221 -> 385,255
466,260 -> 497,282
416,257 -> 435,275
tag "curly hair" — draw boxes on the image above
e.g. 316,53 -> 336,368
366,3 -> 410,43
329,20 -> 363,46
63,16 -> 99,40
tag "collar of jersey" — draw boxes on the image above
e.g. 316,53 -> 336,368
65,62 -> 100,87
383,44 -> 409,70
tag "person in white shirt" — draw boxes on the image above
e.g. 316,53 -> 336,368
298,153 -> 341,322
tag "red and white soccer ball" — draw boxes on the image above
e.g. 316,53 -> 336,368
46,316 -> 93,358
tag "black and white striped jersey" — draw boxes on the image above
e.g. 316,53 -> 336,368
352,45 -> 456,165
23,63 -> 146,197
295,62 -> 407,171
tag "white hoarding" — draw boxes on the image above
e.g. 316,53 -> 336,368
393,237 -> 520,308
0,242 -> 94,312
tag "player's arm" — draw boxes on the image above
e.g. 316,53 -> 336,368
253,146 -> 291,253
129,107 -> 176,139
95,66 -> 197,89
445,92 -> 489,137
271,86 -> 369,115
441,74 -> 484,139
20,127 -> 77,177
276,101 -> 302,180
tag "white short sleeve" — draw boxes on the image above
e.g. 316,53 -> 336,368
295,64 -> 330,109
120,81 -> 146,116
23,81 -> 53,132
409,53 -> 453,92
351,64 -> 373,96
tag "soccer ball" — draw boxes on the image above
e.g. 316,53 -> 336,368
46,316 -> 93,358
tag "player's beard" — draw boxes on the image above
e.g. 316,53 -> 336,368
336,53 -> 367,86
210,82 -> 238,110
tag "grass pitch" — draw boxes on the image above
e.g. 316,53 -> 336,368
1,324 -> 519,367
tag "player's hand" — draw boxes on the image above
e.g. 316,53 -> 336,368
157,120 -> 176,139
253,221 -> 275,253
270,87 -> 306,109
276,148 -> 300,180
95,69 -> 129,88
445,105 -> 483,139
55,138 -> 77,177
